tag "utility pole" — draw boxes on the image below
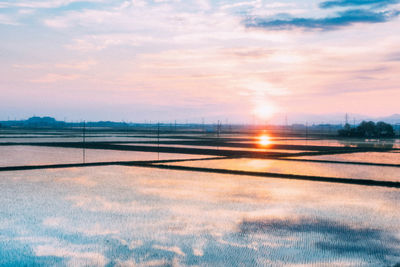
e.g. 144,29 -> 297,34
217,120 -> 221,150
285,114 -> 288,136
306,121 -> 308,139
157,122 -> 160,160
82,121 -> 86,164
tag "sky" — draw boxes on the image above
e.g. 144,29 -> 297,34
1,0 -> 400,123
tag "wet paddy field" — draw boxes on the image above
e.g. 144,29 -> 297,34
0,128 -> 399,266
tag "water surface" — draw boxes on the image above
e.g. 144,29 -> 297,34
1,166 -> 399,266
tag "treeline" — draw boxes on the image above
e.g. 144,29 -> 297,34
338,121 -> 395,138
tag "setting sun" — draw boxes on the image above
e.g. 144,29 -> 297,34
253,102 -> 277,120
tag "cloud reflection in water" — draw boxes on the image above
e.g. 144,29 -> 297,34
0,166 -> 400,266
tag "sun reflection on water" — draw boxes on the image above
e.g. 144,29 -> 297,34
258,134 -> 272,146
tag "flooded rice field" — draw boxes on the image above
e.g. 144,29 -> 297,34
162,157 -> 400,182
0,129 -> 399,266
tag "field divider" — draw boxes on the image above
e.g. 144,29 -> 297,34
1,156 -> 399,188
0,156 -> 227,172
259,157 -> 400,168
124,162 -> 400,189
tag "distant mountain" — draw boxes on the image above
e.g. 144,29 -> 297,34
26,116 -> 58,125
1,114 -> 399,128
377,114 -> 400,124
0,116 -> 66,127
269,113 -> 400,125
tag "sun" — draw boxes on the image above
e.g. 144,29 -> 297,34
253,102 -> 277,120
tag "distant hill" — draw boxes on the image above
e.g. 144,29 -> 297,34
0,116 -> 65,127
26,116 -> 59,125
269,113 -> 400,125
1,114 -> 400,128
377,114 -> 400,124
0,116 -> 130,128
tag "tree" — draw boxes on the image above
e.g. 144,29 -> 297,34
357,121 -> 376,137
338,121 -> 395,138
376,121 -> 395,137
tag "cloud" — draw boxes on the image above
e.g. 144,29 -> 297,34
64,34 -> 152,51
220,0 -> 261,10
13,60 -> 96,70
30,73 -> 81,83
245,9 -> 399,30
55,60 -> 97,71
0,0 -> 103,9
195,0 -> 211,11
385,51 -> 400,61
320,0 -> 399,9
0,14 -> 19,25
